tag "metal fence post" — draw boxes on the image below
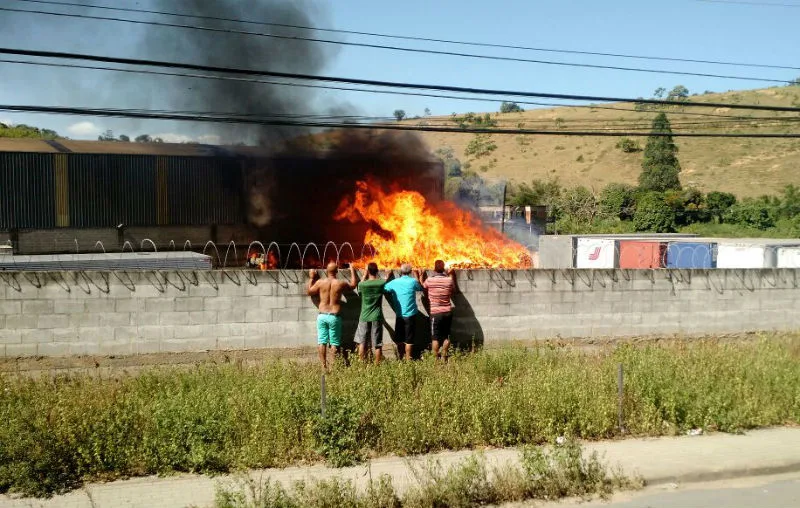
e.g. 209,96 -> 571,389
617,363 -> 625,433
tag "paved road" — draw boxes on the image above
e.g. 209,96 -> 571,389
535,473 -> 800,508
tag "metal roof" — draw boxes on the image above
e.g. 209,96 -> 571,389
0,138 -> 270,157
0,137 -> 440,161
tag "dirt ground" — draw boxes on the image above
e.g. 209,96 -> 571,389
0,332 -> 765,378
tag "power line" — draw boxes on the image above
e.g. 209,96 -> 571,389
3,48 -> 800,114
3,104 -> 799,138
5,57 -> 799,123
51,105 -> 800,131
15,0 -> 800,72
0,5 -> 793,85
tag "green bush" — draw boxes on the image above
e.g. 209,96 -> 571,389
500,102 -> 524,113
724,198 -> 777,229
705,191 -> 737,223
313,397 -> 365,467
0,123 -> 59,140
2,338 -> 799,497
633,192 -> 676,232
666,188 -> 709,226
599,183 -> 637,220
464,134 -> 497,159
615,138 -> 641,153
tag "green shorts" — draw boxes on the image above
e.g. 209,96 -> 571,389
317,313 -> 342,347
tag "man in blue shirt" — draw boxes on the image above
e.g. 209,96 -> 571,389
384,263 -> 424,360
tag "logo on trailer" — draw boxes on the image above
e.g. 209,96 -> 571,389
588,246 -> 602,261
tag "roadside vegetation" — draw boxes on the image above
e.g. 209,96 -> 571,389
213,440 -> 641,508
1,335 -> 798,497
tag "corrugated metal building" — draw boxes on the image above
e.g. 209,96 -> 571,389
0,138 -> 445,254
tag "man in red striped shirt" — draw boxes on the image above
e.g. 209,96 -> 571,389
423,259 -> 456,361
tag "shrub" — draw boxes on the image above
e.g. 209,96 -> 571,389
599,183 -> 637,220
615,138 -> 641,153
705,191 -> 737,223
464,134 -> 497,159
633,192 -> 676,232
313,398 -> 364,467
665,188 -> 709,227
500,102 -> 524,113
724,199 -> 777,229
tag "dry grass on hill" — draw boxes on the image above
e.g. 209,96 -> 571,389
396,86 -> 800,197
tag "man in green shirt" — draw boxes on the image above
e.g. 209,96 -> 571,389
355,262 -> 389,364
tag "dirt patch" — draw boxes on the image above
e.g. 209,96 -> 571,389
0,332 -> 770,377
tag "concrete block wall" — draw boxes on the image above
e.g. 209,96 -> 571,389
6,225 -> 257,255
1,268 -> 799,358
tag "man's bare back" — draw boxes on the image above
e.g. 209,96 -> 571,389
313,277 -> 349,314
307,262 -> 357,314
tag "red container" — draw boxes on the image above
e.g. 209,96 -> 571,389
619,241 -> 666,269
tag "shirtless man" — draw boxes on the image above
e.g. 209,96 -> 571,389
307,262 -> 357,370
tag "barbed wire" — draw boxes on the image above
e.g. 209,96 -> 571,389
2,237 -> 799,272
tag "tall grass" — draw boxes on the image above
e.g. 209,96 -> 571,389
1,335 -> 798,497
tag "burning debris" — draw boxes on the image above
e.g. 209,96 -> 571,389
335,178 -> 532,269
246,249 -> 279,270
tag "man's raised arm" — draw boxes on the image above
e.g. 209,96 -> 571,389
348,265 -> 358,290
307,269 -> 320,296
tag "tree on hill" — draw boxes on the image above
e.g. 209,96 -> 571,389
0,123 -> 60,139
98,130 -> 116,142
433,146 -> 462,177
393,109 -> 406,121
639,112 -> 681,192
118,134 -> 130,142
667,85 -> 689,101
509,179 -> 562,208
135,134 -> 152,143
500,102 -> 524,113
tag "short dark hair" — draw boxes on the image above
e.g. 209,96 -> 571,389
367,262 -> 379,276
434,260 -> 445,273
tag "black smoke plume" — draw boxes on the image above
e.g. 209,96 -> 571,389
1,0 -> 442,235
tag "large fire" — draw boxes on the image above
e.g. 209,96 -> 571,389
335,179 -> 532,269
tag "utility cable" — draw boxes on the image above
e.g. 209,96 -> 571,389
14,0 -> 800,71
3,48 -> 800,113
3,104 -> 799,138
4,58 -> 798,122
0,6 -> 794,84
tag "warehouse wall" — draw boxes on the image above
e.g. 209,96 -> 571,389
1,268 -> 799,358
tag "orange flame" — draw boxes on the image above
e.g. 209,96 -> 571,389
335,179 -> 532,269
266,250 -> 279,270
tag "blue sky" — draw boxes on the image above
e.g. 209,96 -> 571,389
1,0 -> 799,141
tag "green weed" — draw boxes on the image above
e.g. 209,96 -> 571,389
1,336 -> 798,497
212,440 -> 640,508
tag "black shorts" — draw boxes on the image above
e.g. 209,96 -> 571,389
430,312 -> 453,341
394,316 -> 416,345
